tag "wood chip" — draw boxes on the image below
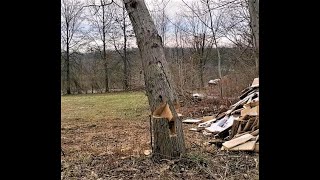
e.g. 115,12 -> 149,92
144,150 -> 152,156
189,128 -> 199,131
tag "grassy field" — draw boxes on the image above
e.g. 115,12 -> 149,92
61,91 -> 150,122
61,92 -> 258,180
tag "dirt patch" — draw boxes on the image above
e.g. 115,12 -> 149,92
61,93 -> 258,179
62,119 -> 258,179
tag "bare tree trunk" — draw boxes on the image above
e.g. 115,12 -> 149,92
161,3 -> 165,46
123,0 -> 185,159
152,117 -> 174,159
103,44 -> 109,93
123,5 -> 129,91
91,84 -> 94,93
62,0 -> 84,95
206,0 -> 223,98
66,29 -> 71,95
200,33 -> 205,89
248,0 -> 259,71
102,3 -> 109,93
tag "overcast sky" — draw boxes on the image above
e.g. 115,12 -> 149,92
145,0 -> 191,18
78,0 -> 196,21
66,0 -> 232,51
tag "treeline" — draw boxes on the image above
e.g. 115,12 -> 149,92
61,0 -> 259,97
61,46 -> 257,96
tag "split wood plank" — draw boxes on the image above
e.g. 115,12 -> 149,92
232,92 -> 257,108
202,116 -> 215,122
251,78 -> 259,87
198,119 -> 217,128
247,100 -> 259,108
182,119 -> 202,123
215,112 -> 226,120
251,117 -> 259,129
230,120 -> 241,138
250,129 -> 259,136
222,134 -> 254,149
233,131 -> 249,139
251,119 -> 259,131
251,125 -> 258,131
243,117 -> 256,131
231,108 -> 244,115
189,128 -> 199,131
229,140 -> 256,151
254,143 -> 259,152
241,105 -> 259,116
237,123 -> 243,134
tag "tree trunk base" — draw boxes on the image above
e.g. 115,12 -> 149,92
152,117 -> 181,160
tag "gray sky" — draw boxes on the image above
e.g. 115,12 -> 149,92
145,0 -> 189,18
70,0 -> 233,51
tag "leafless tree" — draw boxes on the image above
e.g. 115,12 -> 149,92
248,0 -> 259,70
123,0 -> 185,159
61,0 -> 258,98
182,0 -> 241,98
61,0 -> 85,94
85,0 -> 115,92
172,17 -> 185,93
110,1 -> 135,90
178,2 -> 213,89
149,0 -> 170,46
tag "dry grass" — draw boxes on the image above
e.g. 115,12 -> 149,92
61,92 -> 258,180
61,91 -> 150,122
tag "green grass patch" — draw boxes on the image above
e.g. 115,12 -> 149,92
61,91 -> 150,122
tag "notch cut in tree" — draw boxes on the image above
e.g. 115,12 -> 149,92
123,0 -> 186,160
152,97 -> 180,135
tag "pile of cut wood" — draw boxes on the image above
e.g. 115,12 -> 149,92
182,78 -> 259,152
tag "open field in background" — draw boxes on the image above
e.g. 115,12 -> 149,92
61,92 -> 150,122
61,92 -> 258,179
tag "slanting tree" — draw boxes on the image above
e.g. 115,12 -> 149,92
123,0 -> 186,159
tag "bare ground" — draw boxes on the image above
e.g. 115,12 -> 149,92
61,93 -> 259,180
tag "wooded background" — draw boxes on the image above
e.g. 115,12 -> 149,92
61,0 -> 259,98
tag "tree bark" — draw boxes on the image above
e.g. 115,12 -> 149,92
206,0 -> 223,98
123,0 -> 185,159
152,117 -> 174,159
102,1 -> 109,93
248,0 -> 259,71
123,5 -> 129,91
66,45 -> 71,94
200,33 -> 205,89
66,25 -> 71,95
